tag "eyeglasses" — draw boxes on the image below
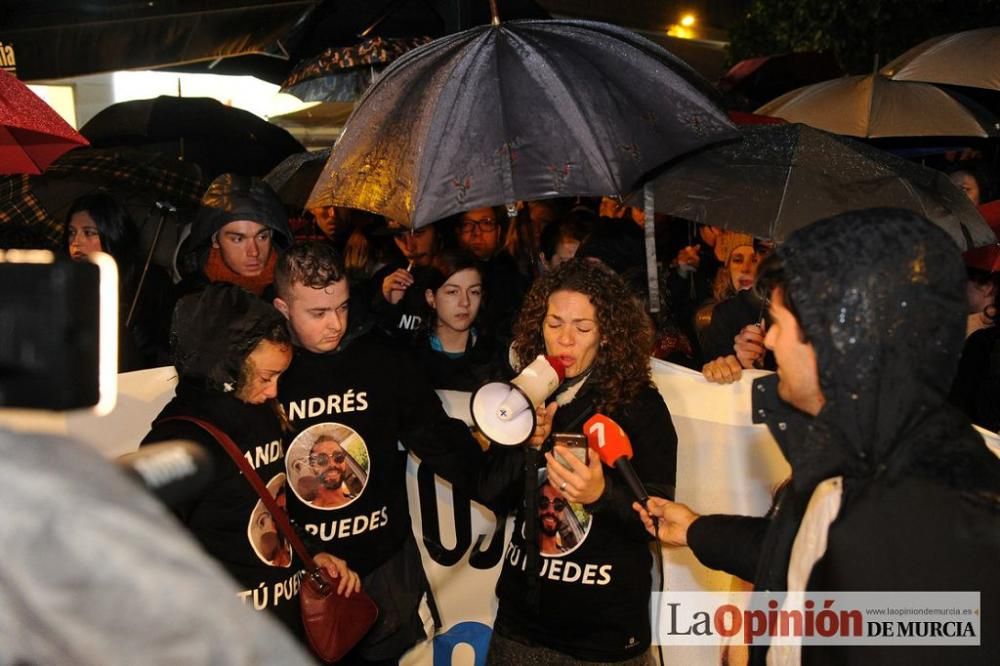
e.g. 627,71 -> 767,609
457,219 -> 498,234
309,452 -> 347,467
538,496 -> 568,511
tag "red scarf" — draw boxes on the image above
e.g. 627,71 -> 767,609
203,246 -> 276,296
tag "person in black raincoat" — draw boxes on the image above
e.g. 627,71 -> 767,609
141,283 -> 359,641
638,208 -> 1000,665
175,174 -> 293,298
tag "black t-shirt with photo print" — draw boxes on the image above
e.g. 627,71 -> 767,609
491,383 -> 678,662
142,381 -> 302,636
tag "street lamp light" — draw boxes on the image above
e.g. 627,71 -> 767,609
668,13 -> 698,40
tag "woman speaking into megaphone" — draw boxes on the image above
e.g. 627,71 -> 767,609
478,259 -> 678,666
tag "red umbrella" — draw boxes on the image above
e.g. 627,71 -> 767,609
0,70 -> 89,175
963,201 -> 1000,272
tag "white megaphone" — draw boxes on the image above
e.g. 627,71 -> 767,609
470,355 -> 566,446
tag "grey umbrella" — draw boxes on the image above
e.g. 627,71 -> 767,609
307,18 -> 736,229
637,123 -> 995,250
264,148 -> 332,213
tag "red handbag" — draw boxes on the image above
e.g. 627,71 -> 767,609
163,416 -> 378,663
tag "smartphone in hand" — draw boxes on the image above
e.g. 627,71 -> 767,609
552,432 -> 589,470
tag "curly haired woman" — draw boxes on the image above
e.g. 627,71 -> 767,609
480,259 -> 678,665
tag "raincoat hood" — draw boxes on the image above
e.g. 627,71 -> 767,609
188,173 -> 292,250
170,283 -> 287,393
754,208 -> 971,490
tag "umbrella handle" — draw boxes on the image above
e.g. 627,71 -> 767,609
126,202 -> 173,328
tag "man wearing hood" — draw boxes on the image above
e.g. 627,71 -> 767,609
175,174 -> 293,297
638,209 -> 1000,664
272,241 -> 488,664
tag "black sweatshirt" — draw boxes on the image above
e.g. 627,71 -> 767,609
482,383 -> 678,662
141,382 -> 303,635
277,329 -> 484,577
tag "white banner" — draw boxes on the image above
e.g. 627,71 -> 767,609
2,361 -> 996,666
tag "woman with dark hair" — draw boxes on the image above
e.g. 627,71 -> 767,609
64,191 -> 171,370
141,283 -> 360,645
65,192 -> 139,266
410,248 -> 504,391
479,259 -> 677,665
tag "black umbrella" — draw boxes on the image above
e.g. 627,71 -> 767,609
307,18 -> 736,229
80,96 -> 305,180
637,123 -> 994,249
264,148 -> 331,213
0,147 -> 206,265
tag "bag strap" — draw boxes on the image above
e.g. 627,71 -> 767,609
159,415 -> 319,572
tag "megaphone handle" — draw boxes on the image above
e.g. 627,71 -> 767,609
523,445 -> 543,608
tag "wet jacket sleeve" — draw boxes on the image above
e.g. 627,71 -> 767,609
686,514 -> 769,583
585,387 -> 678,543
392,347 -> 487,495
473,444 -> 531,514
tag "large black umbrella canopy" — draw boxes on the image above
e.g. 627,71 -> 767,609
80,96 -> 305,180
639,123 -> 994,250
307,19 -> 737,229
0,1 -> 314,82
0,147 -> 205,265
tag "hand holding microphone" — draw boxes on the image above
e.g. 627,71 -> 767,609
633,497 -> 700,548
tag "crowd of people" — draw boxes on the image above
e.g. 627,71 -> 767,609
2,134 -> 1000,664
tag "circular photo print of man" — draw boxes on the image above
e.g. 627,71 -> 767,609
247,473 -> 292,567
536,469 -> 592,557
287,423 -> 370,510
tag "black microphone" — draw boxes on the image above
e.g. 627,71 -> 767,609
583,413 -> 649,508
117,440 -> 214,508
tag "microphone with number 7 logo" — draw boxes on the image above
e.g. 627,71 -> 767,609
583,414 -> 649,509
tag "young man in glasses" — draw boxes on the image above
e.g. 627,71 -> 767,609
452,206 -> 530,343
